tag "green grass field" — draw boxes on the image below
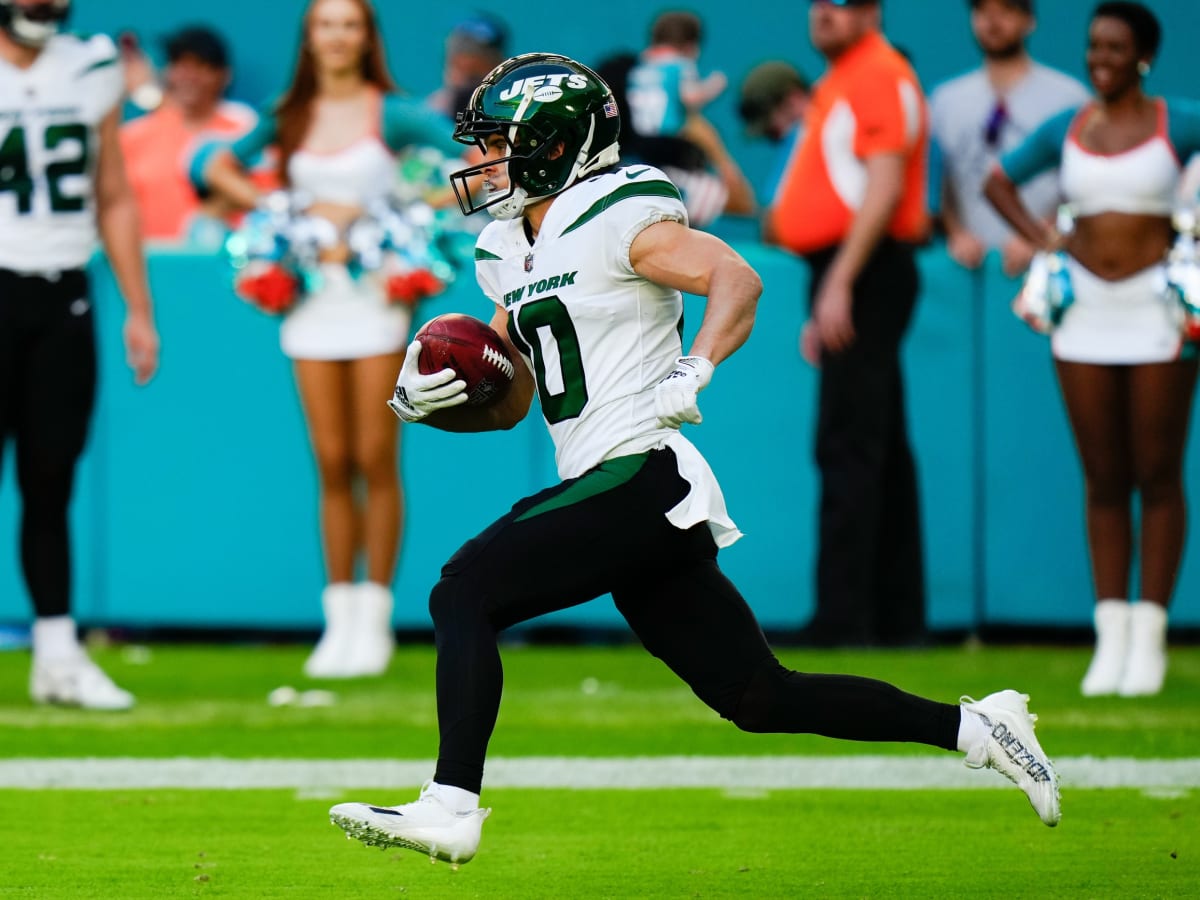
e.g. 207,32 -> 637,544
0,641 -> 1196,898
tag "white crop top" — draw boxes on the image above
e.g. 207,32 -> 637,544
1060,102 -> 1180,217
288,137 -> 397,206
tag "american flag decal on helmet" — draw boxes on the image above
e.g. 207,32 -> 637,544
603,98 -> 618,118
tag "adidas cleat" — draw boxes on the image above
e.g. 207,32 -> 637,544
961,689 -> 1061,827
330,786 -> 491,865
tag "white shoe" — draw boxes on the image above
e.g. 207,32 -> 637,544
1119,603 -> 1168,696
304,583 -> 357,679
1081,600 -> 1131,696
30,653 -> 135,711
961,690 -> 1060,827
339,582 -> 395,678
330,784 -> 491,865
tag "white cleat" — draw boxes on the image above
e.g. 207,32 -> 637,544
30,653 -> 135,711
961,690 -> 1061,827
330,786 -> 491,865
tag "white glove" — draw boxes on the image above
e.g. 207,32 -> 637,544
386,340 -> 469,423
654,356 -> 714,428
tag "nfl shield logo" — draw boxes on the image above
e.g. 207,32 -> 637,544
524,253 -> 534,272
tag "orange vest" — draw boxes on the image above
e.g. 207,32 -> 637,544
770,31 -> 929,255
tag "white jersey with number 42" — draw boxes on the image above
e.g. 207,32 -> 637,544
475,165 -> 695,480
0,33 -> 123,272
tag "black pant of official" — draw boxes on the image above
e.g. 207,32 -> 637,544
0,268 -> 97,619
804,239 -> 926,646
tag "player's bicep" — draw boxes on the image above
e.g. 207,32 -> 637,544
629,220 -> 734,296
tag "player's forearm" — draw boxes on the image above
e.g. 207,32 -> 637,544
424,364 -> 535,433
98,192 -> 153,318
687,257 -> 761,366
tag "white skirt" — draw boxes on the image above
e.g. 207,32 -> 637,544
1052,259 -> 1184,364
280,264 -> 412,361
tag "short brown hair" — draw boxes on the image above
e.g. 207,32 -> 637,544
650,11 -> 703,47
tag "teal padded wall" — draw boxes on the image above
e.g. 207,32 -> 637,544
4,246 -> 1199,630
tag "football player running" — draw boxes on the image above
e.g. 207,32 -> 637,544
0,0 -> 159,710
329,53 -> 1061,865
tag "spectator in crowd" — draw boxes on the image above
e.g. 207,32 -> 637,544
736,59 -> 810,226
201,0 -> 468,679
425,12 -> 508,120
767,0 -> 930,648
119,25 -> 259,243
597,50 -> 755,229
0,0 -> 160,708
327,53 -> 1059,864
627,10 -> 727,139
930,0 -> 1088,275
738,60 -> 810,146
984,1 -> 1200,696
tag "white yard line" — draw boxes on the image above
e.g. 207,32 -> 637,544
0,756 -> 1196,790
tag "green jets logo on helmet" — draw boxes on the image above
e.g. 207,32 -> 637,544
450,52 -> 622,220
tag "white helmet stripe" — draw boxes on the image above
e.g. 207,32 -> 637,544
511,81 -> 539,124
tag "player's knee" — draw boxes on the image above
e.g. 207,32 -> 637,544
427,571 -> 487,630
728,659 -> 790,733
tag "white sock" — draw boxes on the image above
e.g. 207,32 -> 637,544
956,706 -> 989,753
32,616 -> 82,662
428,781 -> 480,813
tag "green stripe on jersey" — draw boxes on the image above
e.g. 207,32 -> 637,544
475,247 -> 503,261
561,181 -> 683,236
78,55 -> 118,77
515,453 -> 649,522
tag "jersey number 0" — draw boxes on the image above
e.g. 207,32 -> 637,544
508,296 -> 590,424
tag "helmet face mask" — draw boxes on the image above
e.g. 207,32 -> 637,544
451,52 -> 621,220
0,0 -> 71,48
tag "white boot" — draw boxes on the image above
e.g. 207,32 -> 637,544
342,582 -> 395,677
1118,602 -> 1168,697
1081,600 -> 1131,696
304,583 -> 357,678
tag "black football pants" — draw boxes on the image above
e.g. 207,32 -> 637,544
427,447 -> 959,793
0,268 -> 96,619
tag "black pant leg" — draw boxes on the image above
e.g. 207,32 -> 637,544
2,270 -> 96,619
805,242 -> 925,642
427,449 -> 698,793
614,547 -> 959,750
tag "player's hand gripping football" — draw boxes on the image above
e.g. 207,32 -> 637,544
654,356 -> 714,428
387,340 -> 469,423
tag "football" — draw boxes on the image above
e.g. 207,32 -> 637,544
415,313 -> 516,407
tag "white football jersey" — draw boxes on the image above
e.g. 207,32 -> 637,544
0,33 -> 124,272
476,165 -> 693,479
